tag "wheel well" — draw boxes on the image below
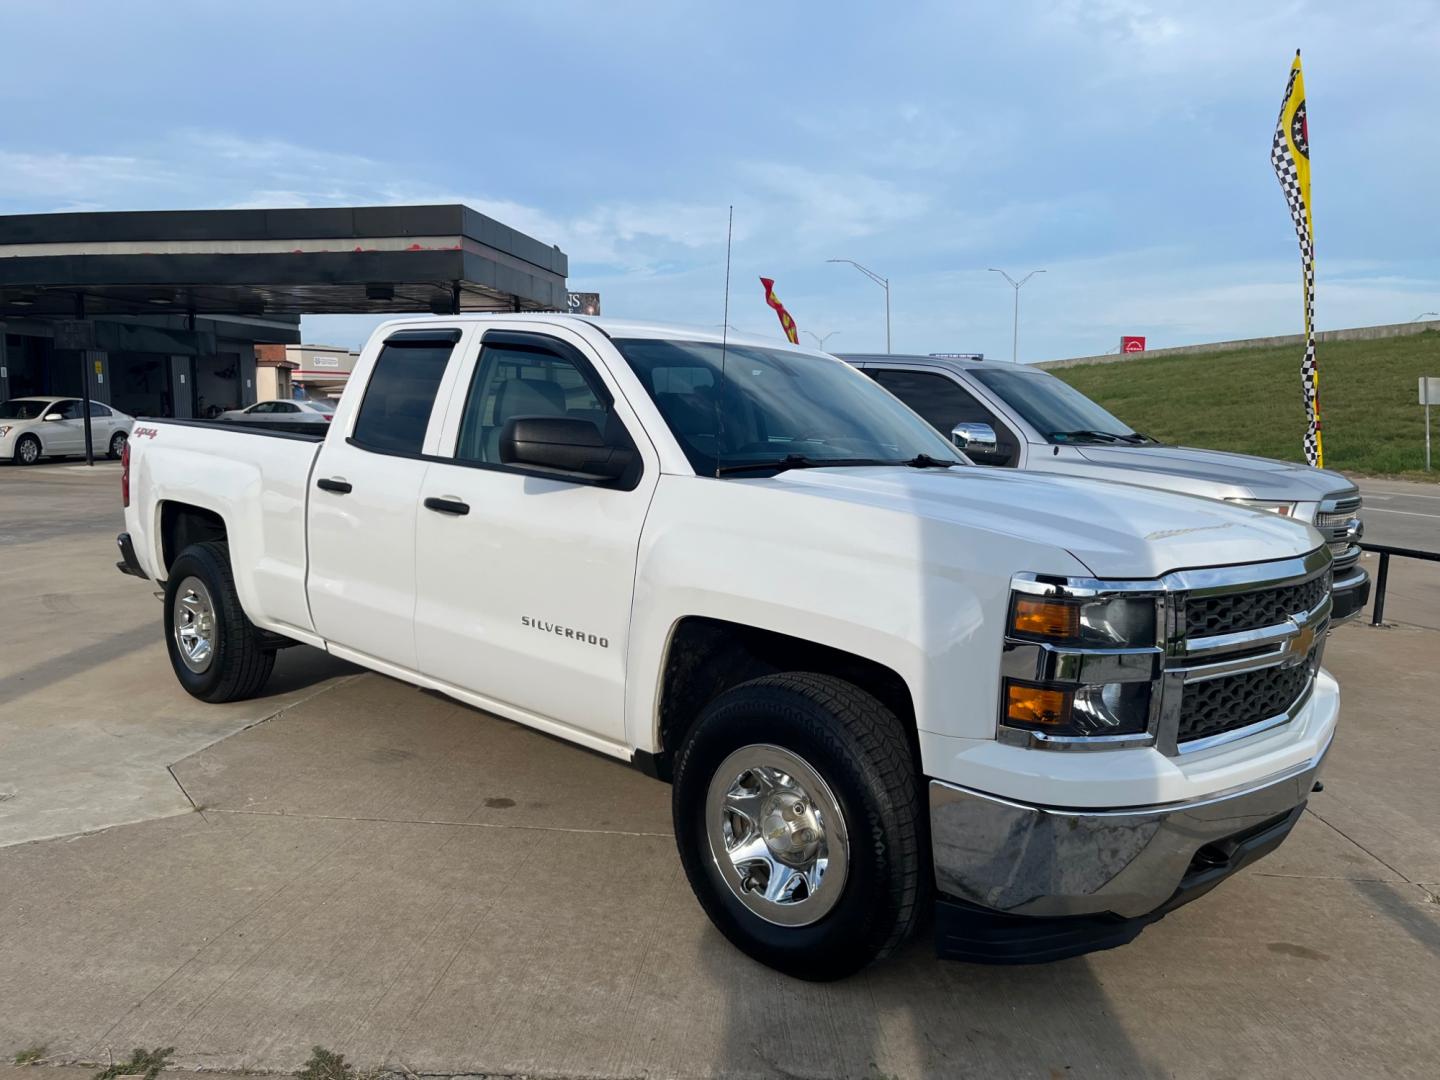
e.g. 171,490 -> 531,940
160,502 -> 228,576
652,616 -> 918,782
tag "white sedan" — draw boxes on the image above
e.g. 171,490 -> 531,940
0,396 -> 134,465
218,400 -> 333,424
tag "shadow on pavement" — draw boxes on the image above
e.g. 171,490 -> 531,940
0,623 -> 155,707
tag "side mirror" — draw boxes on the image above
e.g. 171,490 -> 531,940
43,413 -> 63,422
951,422 -> 998,454
500,416 -> 636,481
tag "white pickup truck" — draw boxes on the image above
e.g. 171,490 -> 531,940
118,315 -> 1339,980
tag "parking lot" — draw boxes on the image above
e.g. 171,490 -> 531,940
2,462 -> 1438,1080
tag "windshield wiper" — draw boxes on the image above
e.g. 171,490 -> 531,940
716,455 -> 892,476
1120,431 -> 1161,444
901,454 -> 960,468
1048,429 -> 1127,444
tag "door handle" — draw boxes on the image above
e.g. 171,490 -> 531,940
424,496 -> 470,516
316,477 -> 352,494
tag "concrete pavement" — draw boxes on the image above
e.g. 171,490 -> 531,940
2,467 -> 1439,1079
0,461 -> 359,846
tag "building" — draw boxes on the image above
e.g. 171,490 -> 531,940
0,204 -> 568,418
255,342 -> 358,403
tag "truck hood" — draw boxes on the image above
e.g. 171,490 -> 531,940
1065,444 -> 1356,503
769,466 -> 1323,579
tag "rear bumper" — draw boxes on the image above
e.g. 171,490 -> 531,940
1329,564 -> 1370,625
115,532 -> 148,579
929,737 -> 1329,963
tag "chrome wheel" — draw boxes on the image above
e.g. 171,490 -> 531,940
109,431 -> 127,457
17,437 -> 39,464
172,575 -> 217,673
705,744 -> 849,927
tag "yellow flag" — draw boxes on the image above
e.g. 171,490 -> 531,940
1271,50 -> 1321,467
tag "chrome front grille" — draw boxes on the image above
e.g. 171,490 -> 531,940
1184,573 -> 1329,638
1176,647 -> 1319,744
1314,493 -> 1363,571
1161,551 -> 1331,753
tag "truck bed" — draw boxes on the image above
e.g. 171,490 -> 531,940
126,416 -> 325,642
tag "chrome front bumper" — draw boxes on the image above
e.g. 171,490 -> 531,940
929,738 -> 1330,921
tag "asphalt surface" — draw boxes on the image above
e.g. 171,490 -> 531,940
2,464 -> 1439,1079
1357,478 -> 1440,551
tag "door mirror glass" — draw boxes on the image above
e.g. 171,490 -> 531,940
500,416 -> 636,480
952,421 -> 998,454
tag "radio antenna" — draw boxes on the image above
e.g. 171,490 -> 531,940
715,204 -> 733,478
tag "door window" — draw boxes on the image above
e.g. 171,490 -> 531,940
869,369 -> 1020,466
454,341 -> 611,465
88,402 -> 112,417
351,333 -> 459,454
55,400 -> 83,420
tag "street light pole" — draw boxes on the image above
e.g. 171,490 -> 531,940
988,268 -> 1045,363
803,329 -> 840,350
827,259 -> 890,353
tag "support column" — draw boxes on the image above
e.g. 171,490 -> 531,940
169,356 -> 193,418
0,323 -> 9,402
83,350 -> 112,405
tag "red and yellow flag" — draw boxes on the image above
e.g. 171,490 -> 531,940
759,277 -> 800,344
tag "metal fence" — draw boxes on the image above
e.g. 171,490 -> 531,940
1362,542 -> 1440,626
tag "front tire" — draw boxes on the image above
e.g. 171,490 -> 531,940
14,434 -> 41,465
164,541 -> 276,702
672,673 -> 924,981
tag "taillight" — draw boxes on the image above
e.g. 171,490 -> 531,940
121,441 -> 131,507
323,414 -> 333,421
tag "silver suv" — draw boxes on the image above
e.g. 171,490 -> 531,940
842,353 -> 1369,623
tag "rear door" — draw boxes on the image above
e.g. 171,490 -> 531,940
412,328 -> 657,745
306,327 -> 467,672
88,402 -> 115,444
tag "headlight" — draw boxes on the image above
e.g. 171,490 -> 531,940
1226,498 -> 1297,517
1003,679 -> 1153,738
1009,594 -> 1156,647
0,425 -> 11,437
1001,581 -> 1162,747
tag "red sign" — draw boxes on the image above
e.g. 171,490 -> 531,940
1121,336 -> 1147,353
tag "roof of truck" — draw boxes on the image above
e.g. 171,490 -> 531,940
838,353 -> 1032,373
373,313 -> 817,352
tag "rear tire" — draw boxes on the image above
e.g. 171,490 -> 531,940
164,541 -> 276,702
108,430 -> 127,459
672,673 -> 924,981
14,434 -> 41,465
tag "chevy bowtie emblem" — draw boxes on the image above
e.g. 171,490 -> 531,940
1289,620 -> 1318,663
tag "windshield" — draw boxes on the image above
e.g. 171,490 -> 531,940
969,367 -> 1139,443
0,399 -> 52,420
615,339 -> 963,474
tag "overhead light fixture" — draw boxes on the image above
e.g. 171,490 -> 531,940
11,297 -> 34,307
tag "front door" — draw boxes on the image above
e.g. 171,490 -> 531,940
413,328 -> 657,744
306,327 -> 467,671
46,399 -> 88,452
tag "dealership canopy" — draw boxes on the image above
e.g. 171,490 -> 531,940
0,204 -> 569,318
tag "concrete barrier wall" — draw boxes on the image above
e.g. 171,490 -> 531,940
1038,319 -> 1440,370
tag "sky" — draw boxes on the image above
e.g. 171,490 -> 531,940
1,0 -> 1436,361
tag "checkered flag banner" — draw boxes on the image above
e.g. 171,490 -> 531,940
1271,50 -> 1323,467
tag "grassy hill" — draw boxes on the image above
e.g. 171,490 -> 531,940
1051,330 -> 1440,478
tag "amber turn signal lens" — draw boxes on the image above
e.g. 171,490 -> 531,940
1011,597 -> 1080,639
1006,684 -> 1073,727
